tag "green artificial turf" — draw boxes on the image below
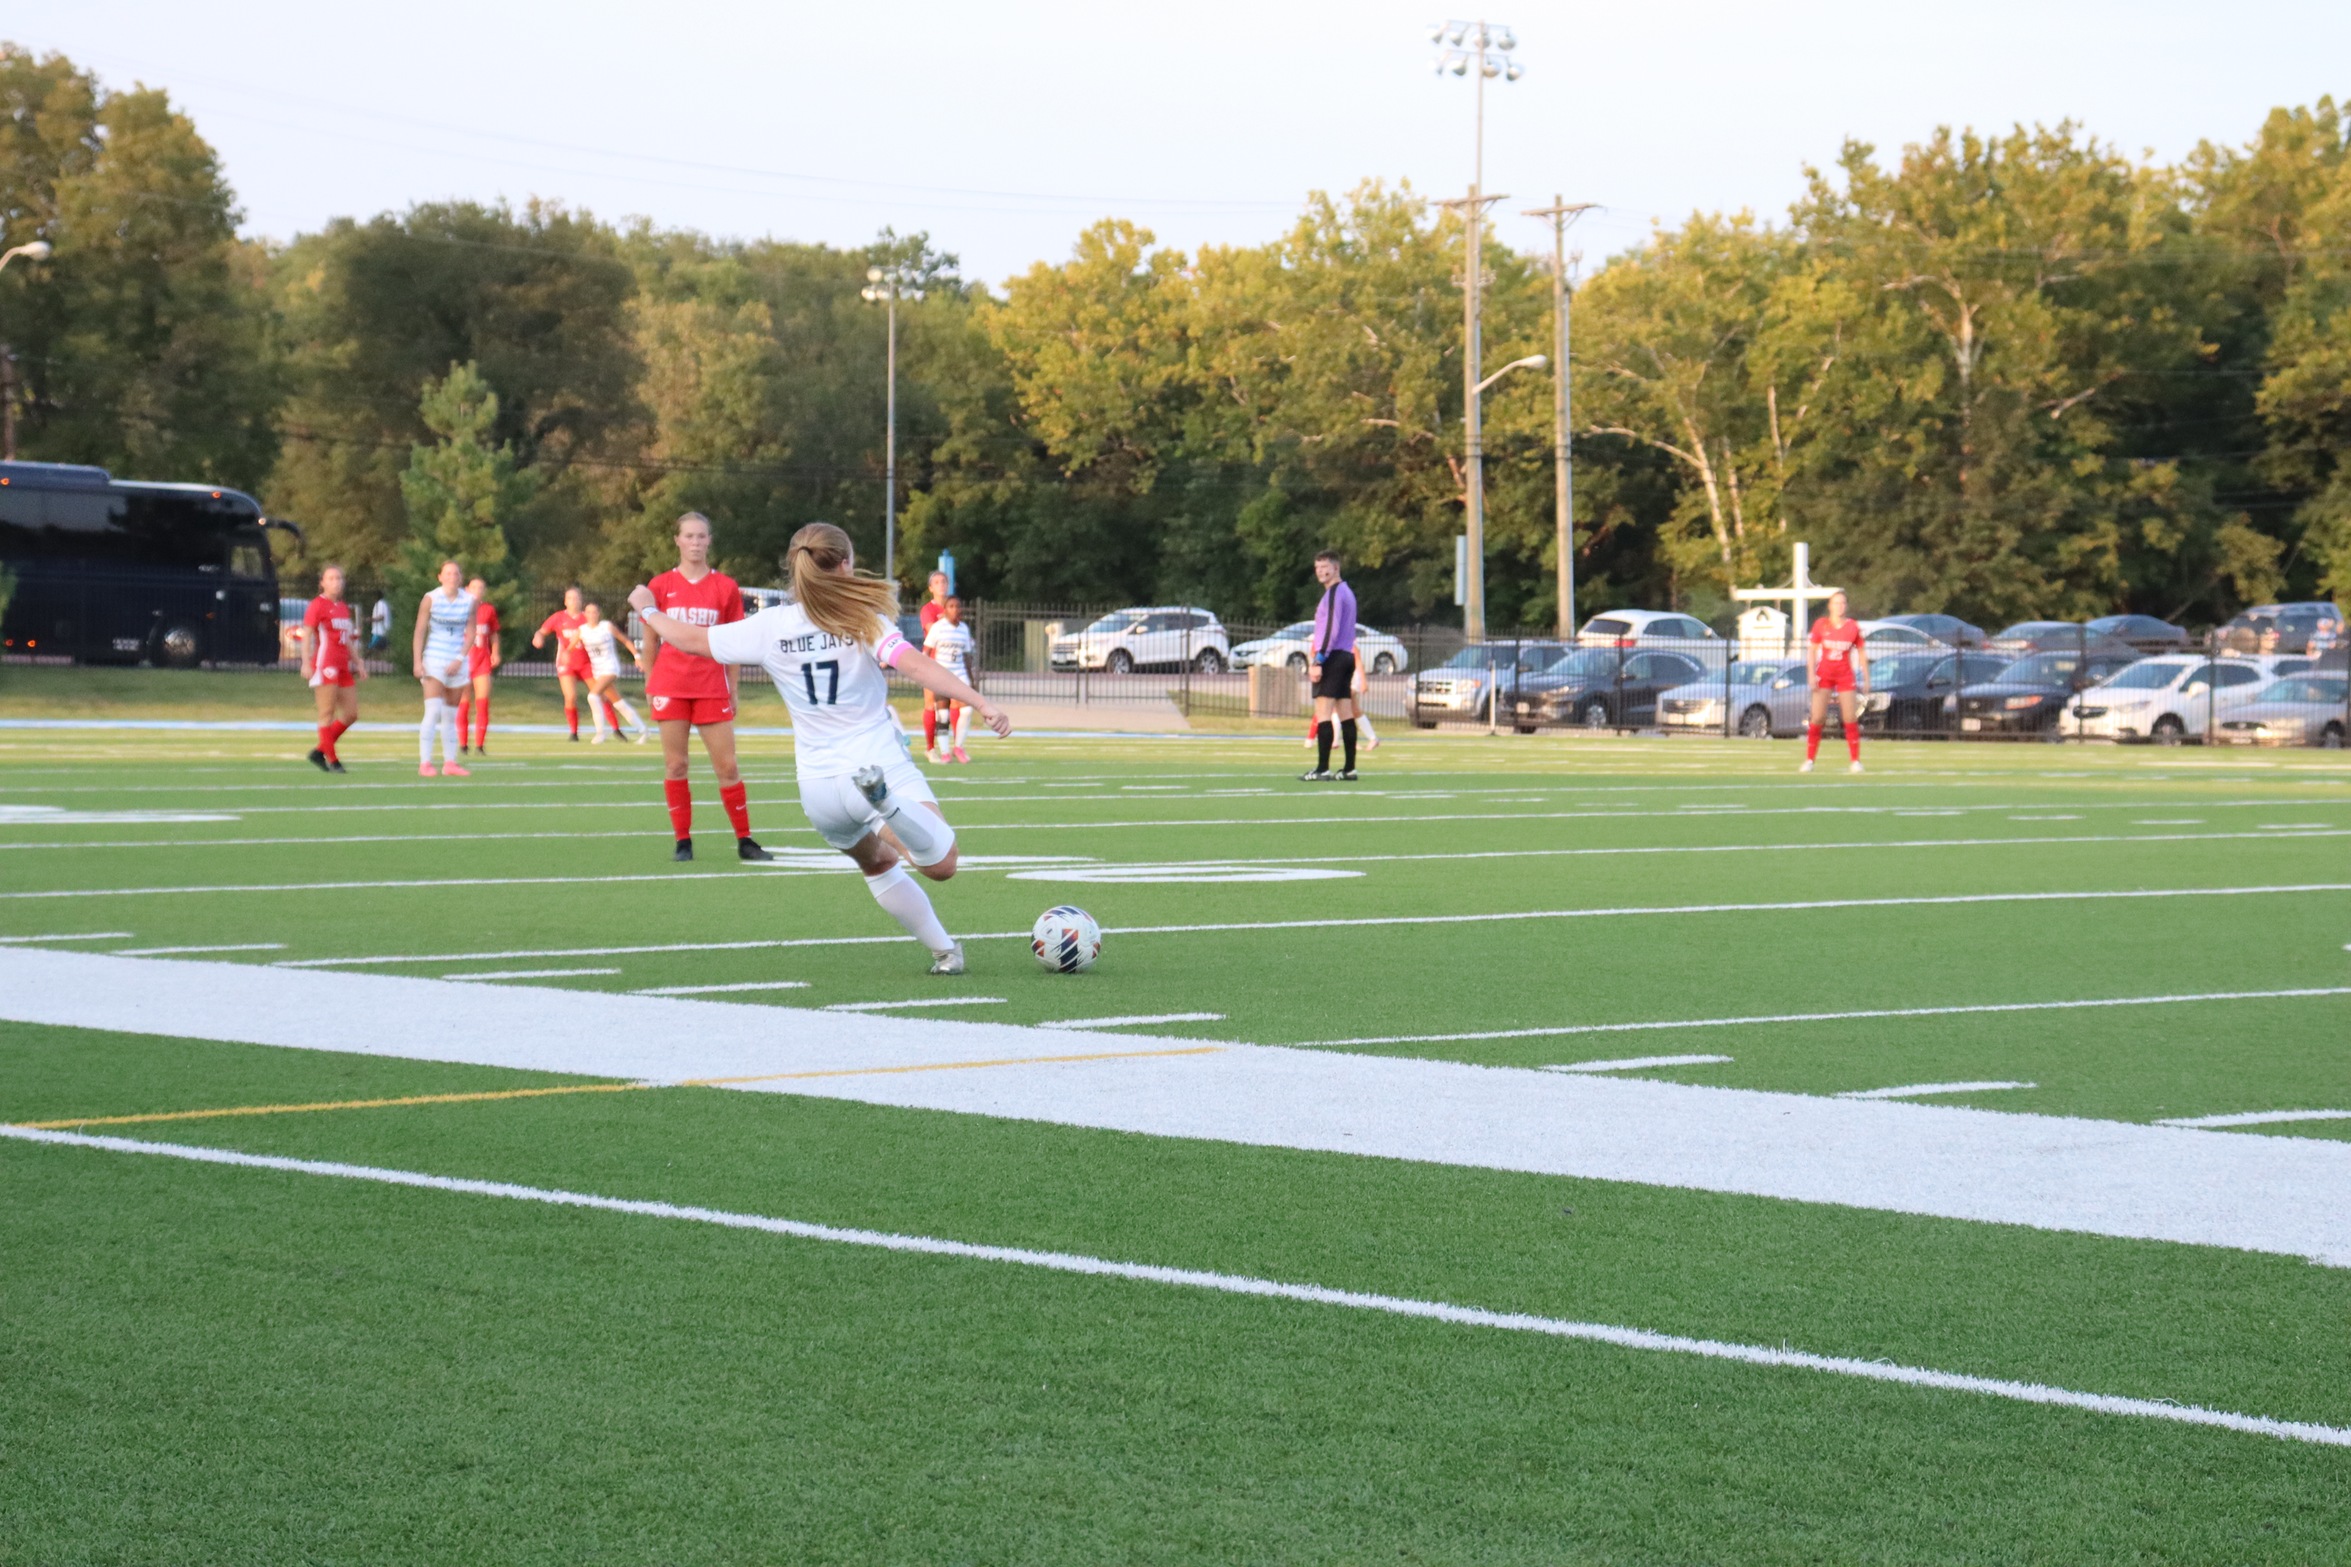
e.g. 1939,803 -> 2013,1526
4,724 -> 2350,1561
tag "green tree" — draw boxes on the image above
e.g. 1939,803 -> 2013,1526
396,361 -> 535,620
0,46 -> 277,487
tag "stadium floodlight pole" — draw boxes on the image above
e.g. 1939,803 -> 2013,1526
1523,199 -> 1594,638
861,262 -> 925,585
0,239 -> 54,462
1431,20 -> 1521,641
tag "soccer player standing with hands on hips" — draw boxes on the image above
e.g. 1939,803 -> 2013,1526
640,512 -> 770,863
1302,550 -> 1360,781
630,522 -> 1010,974
300,563 -> 364,773
1803,589 -> 1868,774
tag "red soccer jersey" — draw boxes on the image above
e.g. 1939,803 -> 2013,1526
469,602 -> 502,656
537,608 -> 586,659
920,600 -> 946,633
1810,615 -> 1864,672
645,568 -> 744,700
304,595 -> 354,666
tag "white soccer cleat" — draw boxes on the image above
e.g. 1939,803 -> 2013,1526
1849,760 -> 1865,774
631,727 -> 649,744
1798,759 -> 1814,773
852,763 -> 891,807
590,732 -> 608,745
927,942 -> 966,976
926,747 -> 946,765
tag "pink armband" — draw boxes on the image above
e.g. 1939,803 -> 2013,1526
874,628 -> 910,668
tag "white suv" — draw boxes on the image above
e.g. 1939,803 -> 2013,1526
1049,607 -> 1231,674
1576,609 -> 1728,667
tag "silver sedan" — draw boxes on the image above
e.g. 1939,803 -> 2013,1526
1658,659 -> 1814,738
2210,673 -> 2348,747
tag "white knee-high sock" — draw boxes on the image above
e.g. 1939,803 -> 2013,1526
591,693 -> 612,737
865,863 -> 952,954
951,705 -> 970,748
611,697 -> 645,734
439,700 -> 461,762
1357,711 -> 1377,743
420,698 -> 442,765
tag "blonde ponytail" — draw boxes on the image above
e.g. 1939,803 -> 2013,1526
786,522 -> 899,646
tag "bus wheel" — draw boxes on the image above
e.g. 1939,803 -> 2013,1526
153,619 -> 204,669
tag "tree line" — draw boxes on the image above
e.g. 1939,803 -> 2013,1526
2,44 -> 2346,631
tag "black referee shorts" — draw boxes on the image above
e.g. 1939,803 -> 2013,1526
1312,648 -> 1357,700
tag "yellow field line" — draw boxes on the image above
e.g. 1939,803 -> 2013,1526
10,1045 -> 1222,1131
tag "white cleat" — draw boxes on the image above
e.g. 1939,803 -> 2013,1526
927,942 -> 966,976
1849,760 -> 1866,774
631,727 -> 650,744
852,763 -> 891,807
1798,759 -> 1814,773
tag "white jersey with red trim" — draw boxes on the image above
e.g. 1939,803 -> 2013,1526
706,601 -> 909,779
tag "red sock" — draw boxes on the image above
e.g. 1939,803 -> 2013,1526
323,717 -> 352,761
565,703 -> 579,738
317,722 -> 335,756
1847,727 -> 1861,763
664,778 -> 693,841
455,695 -> 471,739
1805,723 -> 1823,761
472,694 -> 491,748
720,781 -> 752,839
923,706 -> 938,749
603,697 -> 622,731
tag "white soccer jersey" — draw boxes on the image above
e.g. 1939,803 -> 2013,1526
706,601 -> 910,779
422,588 -> 476,676
578,619 -> 623,676
924,619 -> 974,681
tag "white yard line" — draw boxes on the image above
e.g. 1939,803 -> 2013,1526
0,931 -> 133,943
114,943 -> 288,957
825,997 -> 1010,1011
1840,1081 -> 2037,1100
6,1123 -> 2344,1450
444,967 -> 625,981
2160,1110 -> 2351,1129
6,950 -> 2351,1273
632,981 -> 811,996
1050,1012 -> 1229,1030
0,870 -> 792,900
1545,1054 -> 1735,1074
1300,988 -> 2351,1048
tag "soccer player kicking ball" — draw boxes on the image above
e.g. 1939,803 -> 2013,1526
630,522 -> 1011,974
641,511 -> 769,863
1803,589 -> 1868,774
300,563 -> 364,773
923,596 -> 978,762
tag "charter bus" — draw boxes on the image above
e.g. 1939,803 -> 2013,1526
0,460 -> 298,666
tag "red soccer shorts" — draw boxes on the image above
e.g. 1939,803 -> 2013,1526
561,653 -> 593,680
1814,664 -> 1856,692
309,663 -> 354,689
649,693 -> 736,726
468,653 -> 496,679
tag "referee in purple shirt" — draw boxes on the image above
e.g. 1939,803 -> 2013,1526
1303,550 -> 1360,780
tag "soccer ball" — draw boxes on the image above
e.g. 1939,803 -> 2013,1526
1031,905 -> 1103,973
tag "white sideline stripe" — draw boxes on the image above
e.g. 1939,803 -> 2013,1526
1545,1054 -> 1735,1074
113,942 -> 287,957
1304,988 -> 2351,1047
825,997 -> 1010,1012
0,871 -> 773,900
633,981 -> 811,996
4,1124 -> 2345,1451
1051,1012 -> 1229,1030
2160,1110 -> 2351,1129
445,967 -> 625,981
271,889 -> 2351,971
1840,1081 -> 2038,1101
0,931 -> 133,943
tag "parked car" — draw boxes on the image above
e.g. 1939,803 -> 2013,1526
1407,641 -> 1572,727
1510,648 -> 1709,732
2083,614 -> 2192,654
1575,609 -> 1729,667
1879,612 -> 1987,648
2060,657 -> 2265,743
2210,673 -> 2349,748
1951,649 -> 2140,735
1860,651 -> 2011,733
1229,620 -> 1409,674
1855,619 -> 1951,655
2219,602 -> 2347,655
1049,606 -> 1230,673
1983,620 -> 2138,658
1659,659 -> 1810,738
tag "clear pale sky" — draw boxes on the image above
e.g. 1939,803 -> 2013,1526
16,1 -> 2349,285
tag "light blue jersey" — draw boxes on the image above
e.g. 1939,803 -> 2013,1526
422,588 -> 476,680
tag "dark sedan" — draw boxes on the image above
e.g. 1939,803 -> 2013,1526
1513,648 -> 1708,731
1880,612 -> 1987,648
2085,614 -> 2192,654
1860,651 -> 2011,734
1984,621 -> 2139,658
1950,650 -> 2141,735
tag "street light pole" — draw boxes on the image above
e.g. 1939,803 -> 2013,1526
1431,21 -> 1520,641
862,262 -> 925,585
0,239 -> 55,463
1523,198 -> 1593,638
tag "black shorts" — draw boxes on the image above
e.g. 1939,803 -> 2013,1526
1313,649 -> 1357,700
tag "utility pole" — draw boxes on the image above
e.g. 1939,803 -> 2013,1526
1431,21 -> 1521,642
861,261 -> 925,585
1523,198 -> 1593,639
0,239 -> 54,462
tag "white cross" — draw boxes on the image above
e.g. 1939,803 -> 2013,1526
1733,542 -> 1841,657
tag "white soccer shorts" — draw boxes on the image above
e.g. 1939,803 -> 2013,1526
798,757 -> 949,859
